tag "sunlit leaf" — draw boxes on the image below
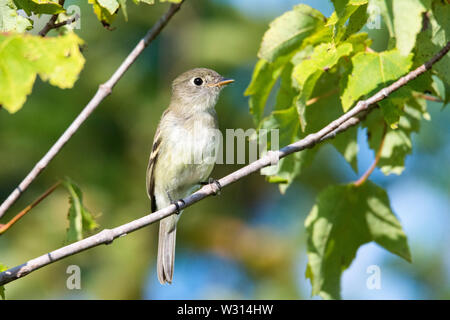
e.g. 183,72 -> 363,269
0,33 -> 85,113
258,4 -> 327,62
13,0 -> 64,15
341,49 -> 413,111
393,0 -> 429,55
97,0 -> 119,15
0,0 -> 33,32
305,182 -> 411,299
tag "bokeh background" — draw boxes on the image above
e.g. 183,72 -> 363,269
1,0 -> 449,299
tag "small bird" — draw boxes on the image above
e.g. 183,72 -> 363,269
146,68 -> 233,284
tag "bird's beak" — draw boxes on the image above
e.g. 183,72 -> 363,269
211,78 -> 234,87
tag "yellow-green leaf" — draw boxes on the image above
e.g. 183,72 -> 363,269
341,50 -> 413,111
258,4 -> 327,62
393,0 -> 429,55
0,33 -> 85,113
0,263 -> 7,300
13,0 -> 65,15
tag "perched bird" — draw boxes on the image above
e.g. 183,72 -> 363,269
146,68 -> 233,284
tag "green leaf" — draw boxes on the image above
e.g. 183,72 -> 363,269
244,59 -> 284,125
89,0 -> 117,26
305,182 -> 411,299
118,0 -> 127,21
341,49 -> 413,111
293,42 -> 353,87
13,0 -> 64,15
328,1 -> 368,42
259,107 -> 316,193
0,263 -> 6,300
343,3 -> 369,40
331,126 -> 359,172
368,0 -> 394,36
63,178 -> 99,243
0,0 -> 33,32
393,0 -> 429,56
0,33 -> 85,113
258,4 -> 327,62
97,0 -> 119,15
275,61 -> 297,111
292,42 -> 353,131
414,1 -> 450,86
364,104 -> 421,175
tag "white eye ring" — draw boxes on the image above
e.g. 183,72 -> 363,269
192,77 -> 203,86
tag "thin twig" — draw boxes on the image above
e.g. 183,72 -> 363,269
0,1 -> 184,220
38,0 -> 66,37
353,123 -> 387,187
1,41 -> 448,287
414,93 -> 443,102
0,182 -> 61,235
306,88 -> 339,106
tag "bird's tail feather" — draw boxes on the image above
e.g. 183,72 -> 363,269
157,214 -> 177,284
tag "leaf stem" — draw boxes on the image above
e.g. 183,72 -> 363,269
0,181 -> 61,235
354,123 -> 387,187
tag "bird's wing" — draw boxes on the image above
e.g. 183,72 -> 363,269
146,122 -> 163,213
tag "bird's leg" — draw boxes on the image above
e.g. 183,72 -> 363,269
200,177 -> 221,196
166,191 -> 185,215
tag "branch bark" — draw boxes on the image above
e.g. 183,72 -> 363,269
1,41 -> 448,287
0,1 -> 184,219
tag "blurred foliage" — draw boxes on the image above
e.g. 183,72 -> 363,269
0,0 -> 449,300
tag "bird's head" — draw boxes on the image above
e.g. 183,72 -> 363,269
170,68 -> 234,112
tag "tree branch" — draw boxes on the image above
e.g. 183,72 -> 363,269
0,1 -> 184,220
1,41 -> 448,287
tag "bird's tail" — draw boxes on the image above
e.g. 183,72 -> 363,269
157,214 -> 178,284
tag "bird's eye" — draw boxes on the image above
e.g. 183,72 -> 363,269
193,77 -> 203,86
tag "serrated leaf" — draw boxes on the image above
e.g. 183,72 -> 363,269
329,1 -> 368,42
13,0 -> 65,15
305,182 -> 411,299
0,263 -> 6,300
414,1 -> 450,86
393,0 -> 428,56
293,42 -> 353,131
258,4 -> 327,62
0,0 -> 33,32
364,105 -> 421,175
63,178 -> 98,243
341,50 -> 413,112
0,33 -> 85,113
293,42 -> 353,87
